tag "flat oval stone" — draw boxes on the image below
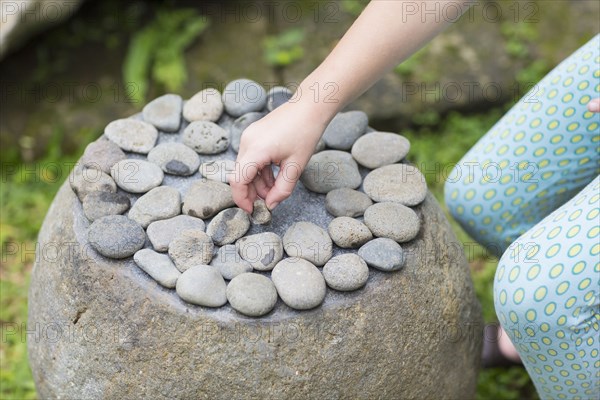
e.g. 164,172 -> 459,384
322,254 -> 369,291
266,86 -> 293,111
351,132 -> 410,169
327,217 -> 373,249
82,191 -> 130,222
183,88 -> 224,122
104,118 -> 158,154
363,164 -> 427,206
142,94 -> 182,132
147,143 -> 200,176
147,215 -> 205,252
325,188 -> 373,217
176,265 -> 227,307
210,245 -> 253,280
110,159 -> 164,194
282,221 -> 332,266
230,112 -> 265,153
236,232 -> 283,271
364,202 -> 420,243
250,199 -> 271,225
69,166 -> 117,201
168,229 -> 214,272
128,186 -> 181,228
133,249 -> 181,288
198,159 -> 236,183
227,273 -> 278,317
358,238 -> 405,272
271,258 -> 326,310
182,179 -> 234,219
300,150 -> 362,194
206,208 -> 250,246
216,112 -> 235,132
80,139 -> 126,174
322,111 -> 368,150
314,138 -> 326,153
182,121 -> 230,154
222,79 -> 267,117
88,215 -> 145,259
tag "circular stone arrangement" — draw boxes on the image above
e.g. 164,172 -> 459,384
73,79 -> 428,318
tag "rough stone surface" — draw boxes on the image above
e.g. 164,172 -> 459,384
314,138 -> 326,153
236,232 -> 283,271
272,258 -> 326,310
146,215 -> 205,252
87,215 -> 145,258
176,265 -> 227,307
69,166 -> 117,201
363,164 -> 428,206
80,139 -> 126,174
142,94 -> 182,132
82,191 -> 130,222
206,208 -> 250,246
322,111 -> 368,150
351,132 -> 410,169
325,188 -> 372,217
230,112 -> 265,153
133,249 -> 181,288
147,143 -> 200,176
327,217 -> 373,249
198,159 -> 236,183
168,229 -> 214,272
30,181 -> 482,399
226,273 -> 278,317
222,79 -> 267,117
300,150 -> 362,194
364,202 -> 421,243
322,254 -> 369,291
209,245 -> 253,280
182,179 -> 234,219
358,238 -> 405,272
282,221 -> 332,266
251,199 -> 271,225
104,118 -> 158,154
128,186 -> 181,228
182,121 -> 230,154
110,159 -> 164,194
183,88 -> 224,122
266,86 -> 293,111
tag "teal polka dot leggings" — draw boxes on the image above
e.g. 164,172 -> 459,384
445,35 -> 600,399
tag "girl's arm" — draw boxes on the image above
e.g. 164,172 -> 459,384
231,0 -> 469,212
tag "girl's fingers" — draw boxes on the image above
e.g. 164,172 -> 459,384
254,172 -> 273,200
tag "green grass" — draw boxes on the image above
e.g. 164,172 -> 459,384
1,165 -> 76,399
0,110 -> 538,398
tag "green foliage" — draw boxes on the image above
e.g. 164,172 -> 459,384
262,28 -> 305,68
516,59 -> 550,93
340,0 -> 369,17
0,127 -> 88,399
394,47 -> 428,78
500,16 -> 539,60
123,8 -> 209,103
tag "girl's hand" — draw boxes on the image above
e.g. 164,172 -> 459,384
587,98 -> 600,113
230,101 -> 330,213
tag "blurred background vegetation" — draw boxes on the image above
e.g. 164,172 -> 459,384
1,0 -> 598,398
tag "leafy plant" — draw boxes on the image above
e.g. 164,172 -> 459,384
262,28 -> 305,68
123,8 -> 209,103
340,0 -> 369,17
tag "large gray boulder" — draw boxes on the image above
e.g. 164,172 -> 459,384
0,0 -> 84,60
28,181 -> 482,398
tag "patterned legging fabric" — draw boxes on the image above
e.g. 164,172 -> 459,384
445,35 -> 600,399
